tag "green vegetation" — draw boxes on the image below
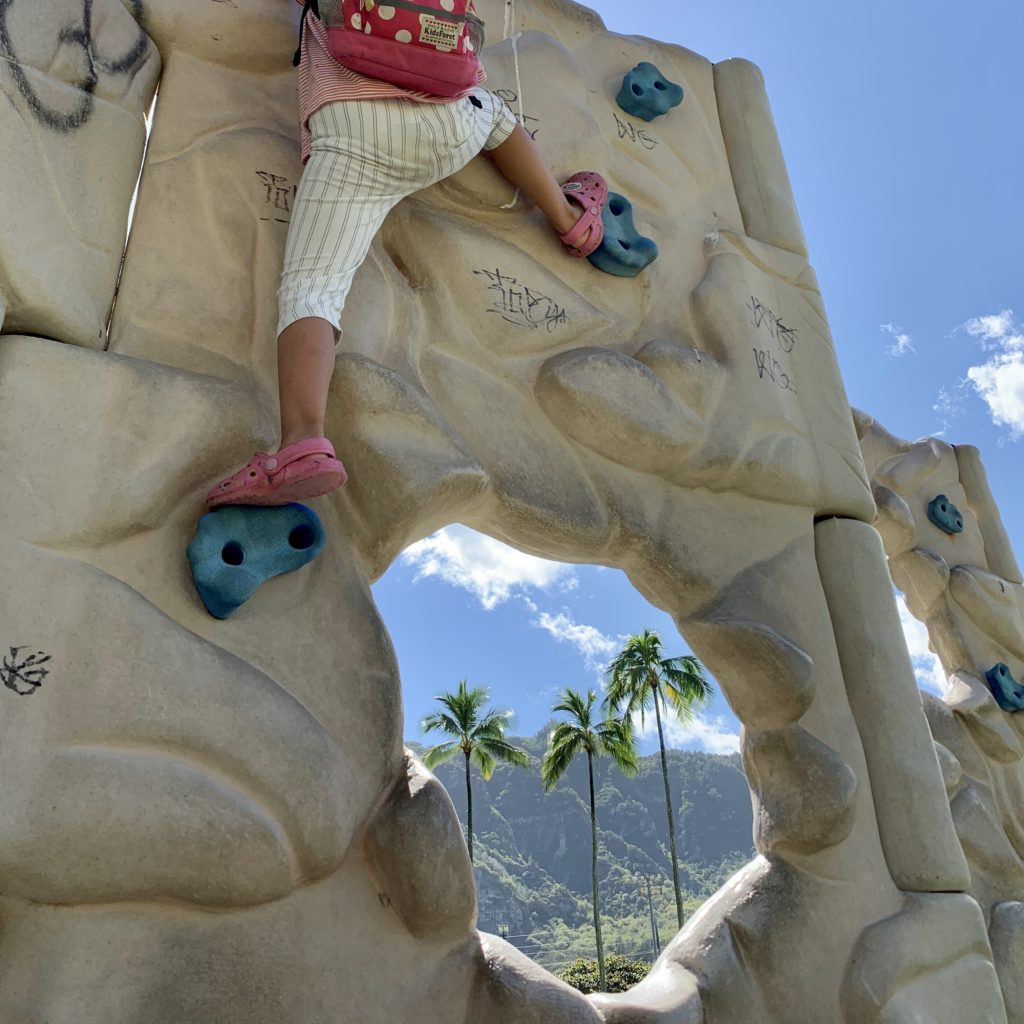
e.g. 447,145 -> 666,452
541,688 -> 638,991
409,730 -> 753,973
560,953 -> 652,994
421,680 -> 529,862
604,630 -> 714,928
416,639 -> 744,982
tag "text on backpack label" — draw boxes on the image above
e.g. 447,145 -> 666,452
419,14 -> 460,49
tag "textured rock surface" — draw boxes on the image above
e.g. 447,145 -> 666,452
0,0 -> 1018,1020
0,0 -> 160,347
990,901 -> 1024,1024
859,411 -> 1024,1019
842,893 -> 1007,1024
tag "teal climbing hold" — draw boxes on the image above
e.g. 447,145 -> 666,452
187,503 -> 325,619
927,494 -> 964,534
588,193 -> 658,278
616,62 -> 683,122
986,663 -> 1024,712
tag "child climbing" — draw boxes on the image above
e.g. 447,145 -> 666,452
207,0 -> 608,508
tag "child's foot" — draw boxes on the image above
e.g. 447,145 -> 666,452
558,171 -> 608,258
207,436 -> 347,509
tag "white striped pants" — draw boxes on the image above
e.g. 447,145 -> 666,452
277,90 -> 517,339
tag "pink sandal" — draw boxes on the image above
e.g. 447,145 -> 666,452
207,437 -> 348,509
559,171 -> 608,258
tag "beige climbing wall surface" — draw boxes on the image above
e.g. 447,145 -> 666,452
857,412 -> 1024,1024
0,0 -> 1015,1021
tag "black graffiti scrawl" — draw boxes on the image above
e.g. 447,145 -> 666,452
1,646 -> 51,695
0,0 -> 148,131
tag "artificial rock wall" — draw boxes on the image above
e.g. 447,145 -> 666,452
0,1 -> 1019,1021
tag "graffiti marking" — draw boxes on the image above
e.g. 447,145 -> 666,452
1,646 -> 51,696
613,112 -> 658,151
473,268 -> 569,332
0,0 -> 149,132
256,170 -> 298,223
494,89 -> 540,139
747,295 -> 798,353
753,348 -> 797,394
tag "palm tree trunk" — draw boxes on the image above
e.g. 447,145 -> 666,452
587,751 -> 607,991
464,751 -> 474,863
653,688 -> 684,928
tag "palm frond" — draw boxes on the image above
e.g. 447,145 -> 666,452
541,725 -> 586,790
421,740 -> 462,771
477,737 -> 530,769
552,688 -> 594,729
660,655 -> 713,719
421,710 -> 465,739
434,679 -> 490,731
604,641 -> 655,725
472,707 -> 515,740
605,630 -> 713,730
471,744 -> 497,781
596,715 -> 639,777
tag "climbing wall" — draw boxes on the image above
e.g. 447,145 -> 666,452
856,412 -> 1024,1024
0,0 -> 1016,1021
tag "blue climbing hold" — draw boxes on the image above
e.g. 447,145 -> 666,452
985,663 -> 1024,712
927,494 -> 964,535
588,193 -> 659,278
187,503 -> 326,619
616,62 -> 683,122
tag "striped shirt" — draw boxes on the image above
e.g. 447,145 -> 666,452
296,3 -> 487,164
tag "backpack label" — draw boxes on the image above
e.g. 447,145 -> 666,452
418,13 -> 461,50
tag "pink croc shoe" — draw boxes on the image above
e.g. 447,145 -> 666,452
207,437 -> 348,509
559,171 -> 608,258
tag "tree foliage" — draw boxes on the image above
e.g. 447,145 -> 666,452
541,689 -> 638,792
560,953 -> 652,994
604,630 -> 713,930
421,679 -> 529,780
421,679 -> 529,861
541,688 -> 638,991
604,630 -> 713,728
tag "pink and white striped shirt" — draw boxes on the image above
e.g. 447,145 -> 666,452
295,3 -> 487,164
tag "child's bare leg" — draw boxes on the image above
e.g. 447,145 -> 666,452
277,317 -> 336,449
484,123 -> 588,239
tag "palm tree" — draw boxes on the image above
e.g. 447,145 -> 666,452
421,680 -> 529,863
604,630 -> 713,930
541,688 -> 638,993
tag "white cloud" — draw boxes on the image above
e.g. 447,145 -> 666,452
400,526 -> 576,610
964,309 -> 1023,350
967,352 -> 1024,440
895,593 -> 947,696
532,610 -> 619,673
881,322 -> 914,357
961,309 -> 1024,440
637,712 -> 740,755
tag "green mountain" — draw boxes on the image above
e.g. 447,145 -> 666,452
409,727 -> 754,970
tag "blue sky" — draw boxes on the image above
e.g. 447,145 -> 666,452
373,1 -> 1024,755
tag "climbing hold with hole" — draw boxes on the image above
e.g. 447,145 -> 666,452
616,62 -> 683,122
587,193 -> 658,278
985,663 -> 1024,712
187,503 -> 326,619
927,494 -> 964,534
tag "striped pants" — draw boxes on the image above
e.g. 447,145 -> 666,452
277,90 -> 517,339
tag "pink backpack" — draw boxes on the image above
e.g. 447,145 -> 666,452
295,0 -> 485,97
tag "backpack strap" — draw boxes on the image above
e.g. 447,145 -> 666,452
292,0 -> 321,68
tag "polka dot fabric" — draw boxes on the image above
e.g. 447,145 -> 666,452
319,0 -> 484,97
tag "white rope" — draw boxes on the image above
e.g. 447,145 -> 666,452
499,0 -> 523,209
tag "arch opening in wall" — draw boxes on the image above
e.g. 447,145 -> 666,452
373,523 -> 754,974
